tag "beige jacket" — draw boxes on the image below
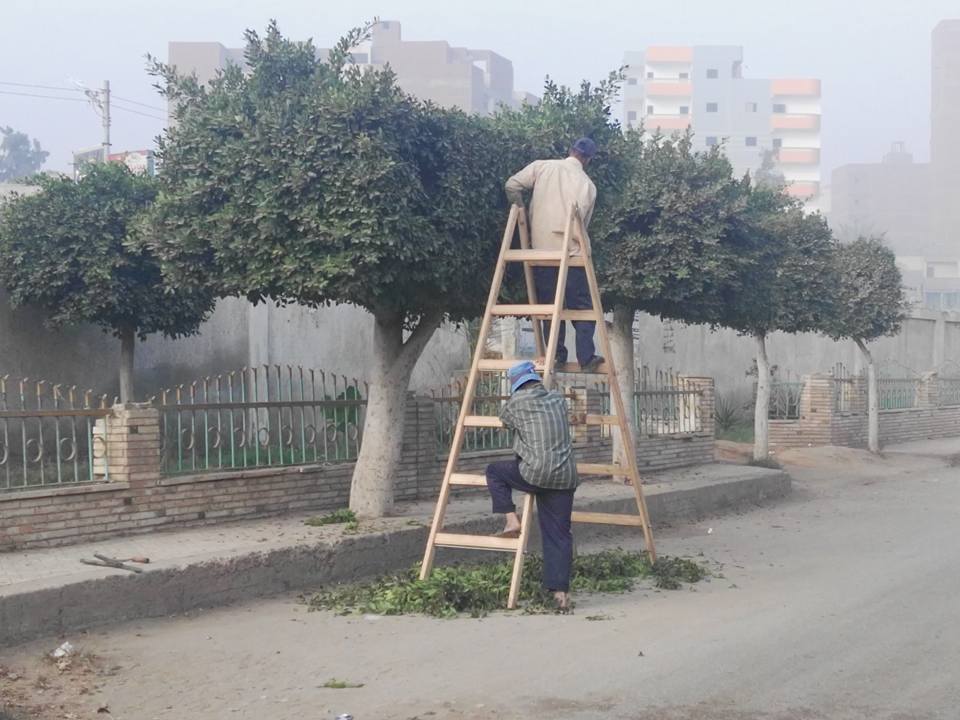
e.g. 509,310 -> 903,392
504,156 -> 597,253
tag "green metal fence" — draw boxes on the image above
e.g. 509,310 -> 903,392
0,376 -> 111,492
939,377 -> 960,407
152,366 -> 367,476
596,368 -> 702,438
878,378 -> 920,410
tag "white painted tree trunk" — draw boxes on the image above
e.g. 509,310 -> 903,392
119,327 -> 136,404
753,332 -> 770,462
349,310 -> 441,518
856,338 -> 880,453
609,306 -> 637,481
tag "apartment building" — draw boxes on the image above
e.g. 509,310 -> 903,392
622,46 -> 822,206
931,19 -> 960,256
830,143 -> 932,255
169,21 -> 522,116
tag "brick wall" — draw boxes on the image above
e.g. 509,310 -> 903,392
768,372 -> 960,451
1,382 -> 716,551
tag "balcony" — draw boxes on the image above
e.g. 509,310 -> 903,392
771,114 -> 821,131
777,148 -> 820,164
646,46 -> 693,63
771,78 -> 821,97
785,181 -> 819,199
646,115 -> 692,131
646,81 -> 693,97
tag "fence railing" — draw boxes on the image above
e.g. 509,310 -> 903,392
0,377 -> 111,492
939,377 -> 960,407
151,366 -> 367,476
597,368 -> 702,437
831,363 -> 859,413
878,377 -> 920,410
768,381 -> 804,420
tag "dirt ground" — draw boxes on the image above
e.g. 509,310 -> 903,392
3,443 -> 960,720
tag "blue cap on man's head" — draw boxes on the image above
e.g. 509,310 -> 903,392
572,137 -> 598,158
508,361 -> 542,394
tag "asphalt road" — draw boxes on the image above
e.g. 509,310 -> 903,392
3,442 -> 959,720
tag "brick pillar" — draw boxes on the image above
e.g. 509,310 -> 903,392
799,374 -> 835,445
583,383 -> 604,445
400,393 -> 441,501
93,403 -> 161,485
680,377 -> 715,437
918,371 -> 940,408
568,385 -> 589,444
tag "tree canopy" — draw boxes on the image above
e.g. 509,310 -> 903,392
822,236 -> 905,344
147,22 -> 509,327
0,163 -> 213,400
0,126 -> 48,182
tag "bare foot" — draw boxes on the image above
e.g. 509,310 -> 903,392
554,591 -> 571,612
496,511 -> 521,538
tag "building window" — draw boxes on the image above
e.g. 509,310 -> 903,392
627,110 -> 637,121
647,104 -> 654,115
746,101 -> 758,112
627,77 -> 638,85
746,136 -> 757,147
773,103 -> 787,113
772,138 -> 783,149
706,136 -> 718,147
707,68 -> 719,79
679,105 -> 689,115
647,71 -> 654,79
706,102 -> 718,112
679,72 -> 689,79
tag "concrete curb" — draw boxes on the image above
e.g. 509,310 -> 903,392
0,465 -> 789,646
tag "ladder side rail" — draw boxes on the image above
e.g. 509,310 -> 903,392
541,209 -> 576,389
420,206 -> 521,579
574,206 -> 657,560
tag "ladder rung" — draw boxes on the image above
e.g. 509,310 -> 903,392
502,250 -> 586,267
477,358 -> 596,373
463,415 -> 504,428
434,532 -> 520,551
577,462 -> 628,476
580,414 -> 620,426
491,304 -> 555,317
559,310 -> 599,321
449,473 -> 488,486
571,511 -> 644,527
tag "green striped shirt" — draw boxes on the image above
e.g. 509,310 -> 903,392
499,383 -> 578,490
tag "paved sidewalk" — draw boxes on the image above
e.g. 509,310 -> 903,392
0,462 -> 789,645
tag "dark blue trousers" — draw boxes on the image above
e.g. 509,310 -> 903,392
485,458 -> 576,592
533,266 -> 596,366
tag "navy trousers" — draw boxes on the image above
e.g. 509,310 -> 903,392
533,266 -> 596,366
485,458 -> 576,592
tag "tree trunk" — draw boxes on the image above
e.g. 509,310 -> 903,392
753,332 -> 770,462
856,338 -> 880,453
349,310 -> 442,518
608,306 -> 637,482
119,327 -> 136,404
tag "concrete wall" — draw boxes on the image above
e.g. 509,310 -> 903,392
632,309 -> 960,399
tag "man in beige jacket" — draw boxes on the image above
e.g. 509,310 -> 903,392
504,138 -> 602,371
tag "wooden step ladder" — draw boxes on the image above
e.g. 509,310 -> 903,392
419,203 -> 656,609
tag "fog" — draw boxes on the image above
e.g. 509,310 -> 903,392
0,0 -> 956,176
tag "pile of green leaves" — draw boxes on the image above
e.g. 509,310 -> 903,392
306,549 -> 706,618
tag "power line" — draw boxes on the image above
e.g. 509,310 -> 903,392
111,104 -> 165,121
112,94 -> 166,113
0,89 -> 88,103
0,80 -> 83,93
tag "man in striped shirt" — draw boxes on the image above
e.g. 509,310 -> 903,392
486,361 -> 578,609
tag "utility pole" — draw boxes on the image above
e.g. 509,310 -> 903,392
101,80 -> 111,162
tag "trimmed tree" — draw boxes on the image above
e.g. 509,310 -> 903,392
0,163 -> 213,400
718,186 -> 838,461
822,237 -> 906,452
147,24 -> 511,516
596,131 -> 749,469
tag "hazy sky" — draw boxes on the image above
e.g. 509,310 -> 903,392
1,0 -> 956,179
